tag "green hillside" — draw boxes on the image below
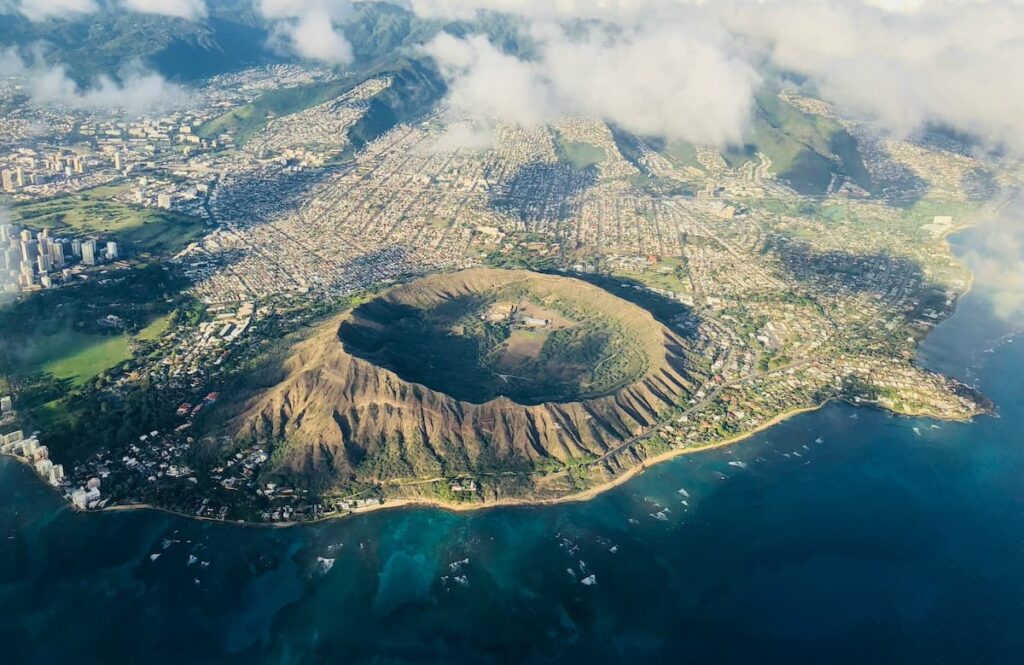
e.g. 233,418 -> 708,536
0,1 -> 268,82
9,185 -> 205,257
724,87 -> 874,195
344,58 -> 448,151
196,78 -> 362,146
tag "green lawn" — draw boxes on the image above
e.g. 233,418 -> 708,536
613,267 -> 689,294
904,197 -> 982,226
116,214 -> 206,256
664,140 -> 703,171
18,312 -> 176,385
555,139 -> 607,171
20,330 -> 132,385
9,187 -> 205,256
136,314 -> 172,341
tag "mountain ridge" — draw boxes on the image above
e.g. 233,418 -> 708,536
215,269 -> 708,493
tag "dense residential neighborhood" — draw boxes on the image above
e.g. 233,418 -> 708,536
0,61 -> 1013,522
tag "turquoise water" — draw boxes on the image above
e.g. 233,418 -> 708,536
2,232 -> 1022,663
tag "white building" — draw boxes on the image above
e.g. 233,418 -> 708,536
82,240 -> 97,266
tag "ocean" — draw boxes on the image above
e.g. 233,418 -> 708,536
1,228 -> 1021,664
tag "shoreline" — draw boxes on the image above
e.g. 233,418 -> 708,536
91,403 -> 831,528
7,209 -> 1002,530
85,397 -> 976,529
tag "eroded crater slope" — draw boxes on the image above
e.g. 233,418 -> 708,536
225,269 -> 708,493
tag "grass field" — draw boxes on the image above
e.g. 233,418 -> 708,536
613,264 -> 689,295
136,314 -> 172,341
9,186 -> 205,256
18,330 -> 133,385
11,312 -> 174,386
497,329 -> 547,368
555,139 -> 607,171
663,140 -> 703,171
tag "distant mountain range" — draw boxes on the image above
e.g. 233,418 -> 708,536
0,2 -> 893,196
0,2 -> 522,82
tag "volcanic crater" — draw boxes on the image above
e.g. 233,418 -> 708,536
226,269 -> 707,494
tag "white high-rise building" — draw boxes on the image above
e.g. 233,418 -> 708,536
52,243 -> 65,268
82,240 -> 97,266
106,241 -> 118,260
21,239 -> 37,262
3,247 -> 19,270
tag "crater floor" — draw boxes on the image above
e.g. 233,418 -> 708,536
338,270 -> 652,405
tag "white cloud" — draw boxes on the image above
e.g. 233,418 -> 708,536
3,0 -> 206,20
3,0 -> 1023,156
429,120 -> 497,151
406,0 -> 981,22
12,0 -> 98,21
542,24 -> 758,146
424,22 -> 759,147
425,34 -> 555,127
0,48 -> 190,113
284,10 -> 354,63
406,0 -> 692,23
963,203 -> 1024,324
119,0 -> 207,20
721,0 -> 1024,153
411,0 -> 1024,156
260,0 -> 355,65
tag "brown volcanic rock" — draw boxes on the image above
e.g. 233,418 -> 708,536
228,269 -> 704,487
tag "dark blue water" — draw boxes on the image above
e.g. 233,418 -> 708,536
1,232 -> 1022,664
